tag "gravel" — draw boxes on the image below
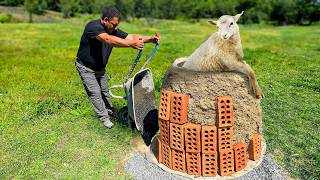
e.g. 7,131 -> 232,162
124,153 -> 288,180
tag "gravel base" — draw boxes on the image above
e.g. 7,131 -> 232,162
124,153 -> 288,180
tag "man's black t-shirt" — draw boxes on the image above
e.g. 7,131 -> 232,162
76,19 -> 128,70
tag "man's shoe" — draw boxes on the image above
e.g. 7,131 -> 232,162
108,108 -> 117,118
103,119 -> 114,129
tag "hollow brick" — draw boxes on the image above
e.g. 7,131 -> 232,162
219,149 -> 234,176
218,127 -> 234,151
184,124 -> 201,153
201,125 -> 217,154
234,142 -> 247,172
161,143 -> 172,169
170,123 -> 185,151
159,90 -> 173,120
159,119 -> 170,145
202,153 -> 217,177
170,93 -> 189,124
171,149 -> 186,173
249,133 -> 262,161
216,96 -> 234,128
186,152 -> 201,176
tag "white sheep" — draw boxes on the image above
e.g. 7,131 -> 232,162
173,11 -> 264,99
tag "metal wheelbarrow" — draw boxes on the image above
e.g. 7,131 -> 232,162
109,43 -> 159,145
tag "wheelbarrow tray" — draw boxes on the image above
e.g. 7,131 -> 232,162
124,68 -> 158,144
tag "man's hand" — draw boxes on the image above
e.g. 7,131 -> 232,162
152,32 -> 160,44
129,38 -> 144,50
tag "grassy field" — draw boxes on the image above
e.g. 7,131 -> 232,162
0,18 -> 319,179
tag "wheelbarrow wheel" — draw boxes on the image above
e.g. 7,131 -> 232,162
118,106 -> 129,125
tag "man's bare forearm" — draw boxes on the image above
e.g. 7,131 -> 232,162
126,34 -> 153,43
97,33 -> 132,47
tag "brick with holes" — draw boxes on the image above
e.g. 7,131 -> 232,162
202,153 -> 217,177
249,133 -> 262,160
159,119 -> 170,145
184,124 -> 201,153
186,152 -> 201,176
170,93 -> 189,124
219,149 -> 234,176
170,123 -> 185,151
216,96 -> 234,128
158,90 -> 173,120
218,127 -> 234,151
161,143 -> 172,168
234,142 -> 247,172
201,125 -> 217,154
171,149 -> 186,173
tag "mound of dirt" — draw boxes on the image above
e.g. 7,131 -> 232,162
161,65 -> 262,144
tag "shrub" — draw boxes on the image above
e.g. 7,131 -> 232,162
0,13 -> 12,23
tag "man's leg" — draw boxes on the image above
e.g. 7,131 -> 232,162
75,62 -> 113,128
98,71 -> 116,117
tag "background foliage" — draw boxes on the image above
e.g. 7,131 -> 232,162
0,0 -> 319,24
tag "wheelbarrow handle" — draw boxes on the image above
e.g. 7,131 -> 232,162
124,50 -> 143,84
109,85 -> 125,99
140,44 -> 159,71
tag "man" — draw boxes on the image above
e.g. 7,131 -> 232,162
75,6 -> 160,128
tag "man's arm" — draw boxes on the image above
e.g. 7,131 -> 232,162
97,33 -> 144,49
126,33 -> 160,44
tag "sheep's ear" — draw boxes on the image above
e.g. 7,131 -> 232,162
234,11 -> 244,22
207,19 -> 218,25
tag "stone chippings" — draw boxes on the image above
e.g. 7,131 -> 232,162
124,153 -> 288,180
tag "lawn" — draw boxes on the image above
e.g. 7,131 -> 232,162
0,19 -> 319,179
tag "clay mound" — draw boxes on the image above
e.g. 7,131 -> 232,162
161,65 -> 262,144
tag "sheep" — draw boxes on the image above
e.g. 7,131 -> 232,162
173,11 -> 264,99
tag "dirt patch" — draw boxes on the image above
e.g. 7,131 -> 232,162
161,65 -> 262,144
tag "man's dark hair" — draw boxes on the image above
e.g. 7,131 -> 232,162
102,6 -> 121,20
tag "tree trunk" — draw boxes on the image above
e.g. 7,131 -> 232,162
28,11 -> 33,23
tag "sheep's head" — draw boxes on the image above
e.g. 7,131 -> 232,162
208,11 -> 243,40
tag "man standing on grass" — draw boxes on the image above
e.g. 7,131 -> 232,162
75,6 -> 160,128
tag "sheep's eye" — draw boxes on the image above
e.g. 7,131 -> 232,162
230,22 -> 234,26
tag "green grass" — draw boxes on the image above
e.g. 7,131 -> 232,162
0,20 -> 319,179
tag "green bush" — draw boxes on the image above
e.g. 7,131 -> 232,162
0,13 -> 12,23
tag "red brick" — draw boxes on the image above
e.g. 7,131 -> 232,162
159,90 -> 173,120
184,124 -> 201,153
219,149 -> 234,176
159,119 -> 170,145
170,93 -> 189,124
218,127 -> 234,151
161,143 -> 172,168
249,133 -> 262,161
201,125 -> 217,154
171,149 -> 186,173
170,123 -> 185,151
216,96 -> 234,128
234,142 -> 247,172
186,152 -> 201,176
202,153 -> 217,177
154,136 -> 162,163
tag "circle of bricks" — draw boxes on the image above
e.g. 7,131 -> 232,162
140,138 -> 268,179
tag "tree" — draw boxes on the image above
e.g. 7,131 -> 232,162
24,0 -> 47,23
114,0 -> 134,19
60,0 -> 80,18
295,0 -> 320,25
2,0 -> 24,6
269,0 -> 297,25
46,0 -> 60,11
215,0 -> 238,17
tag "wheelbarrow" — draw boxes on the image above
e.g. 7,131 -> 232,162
109,42 -> 159,145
